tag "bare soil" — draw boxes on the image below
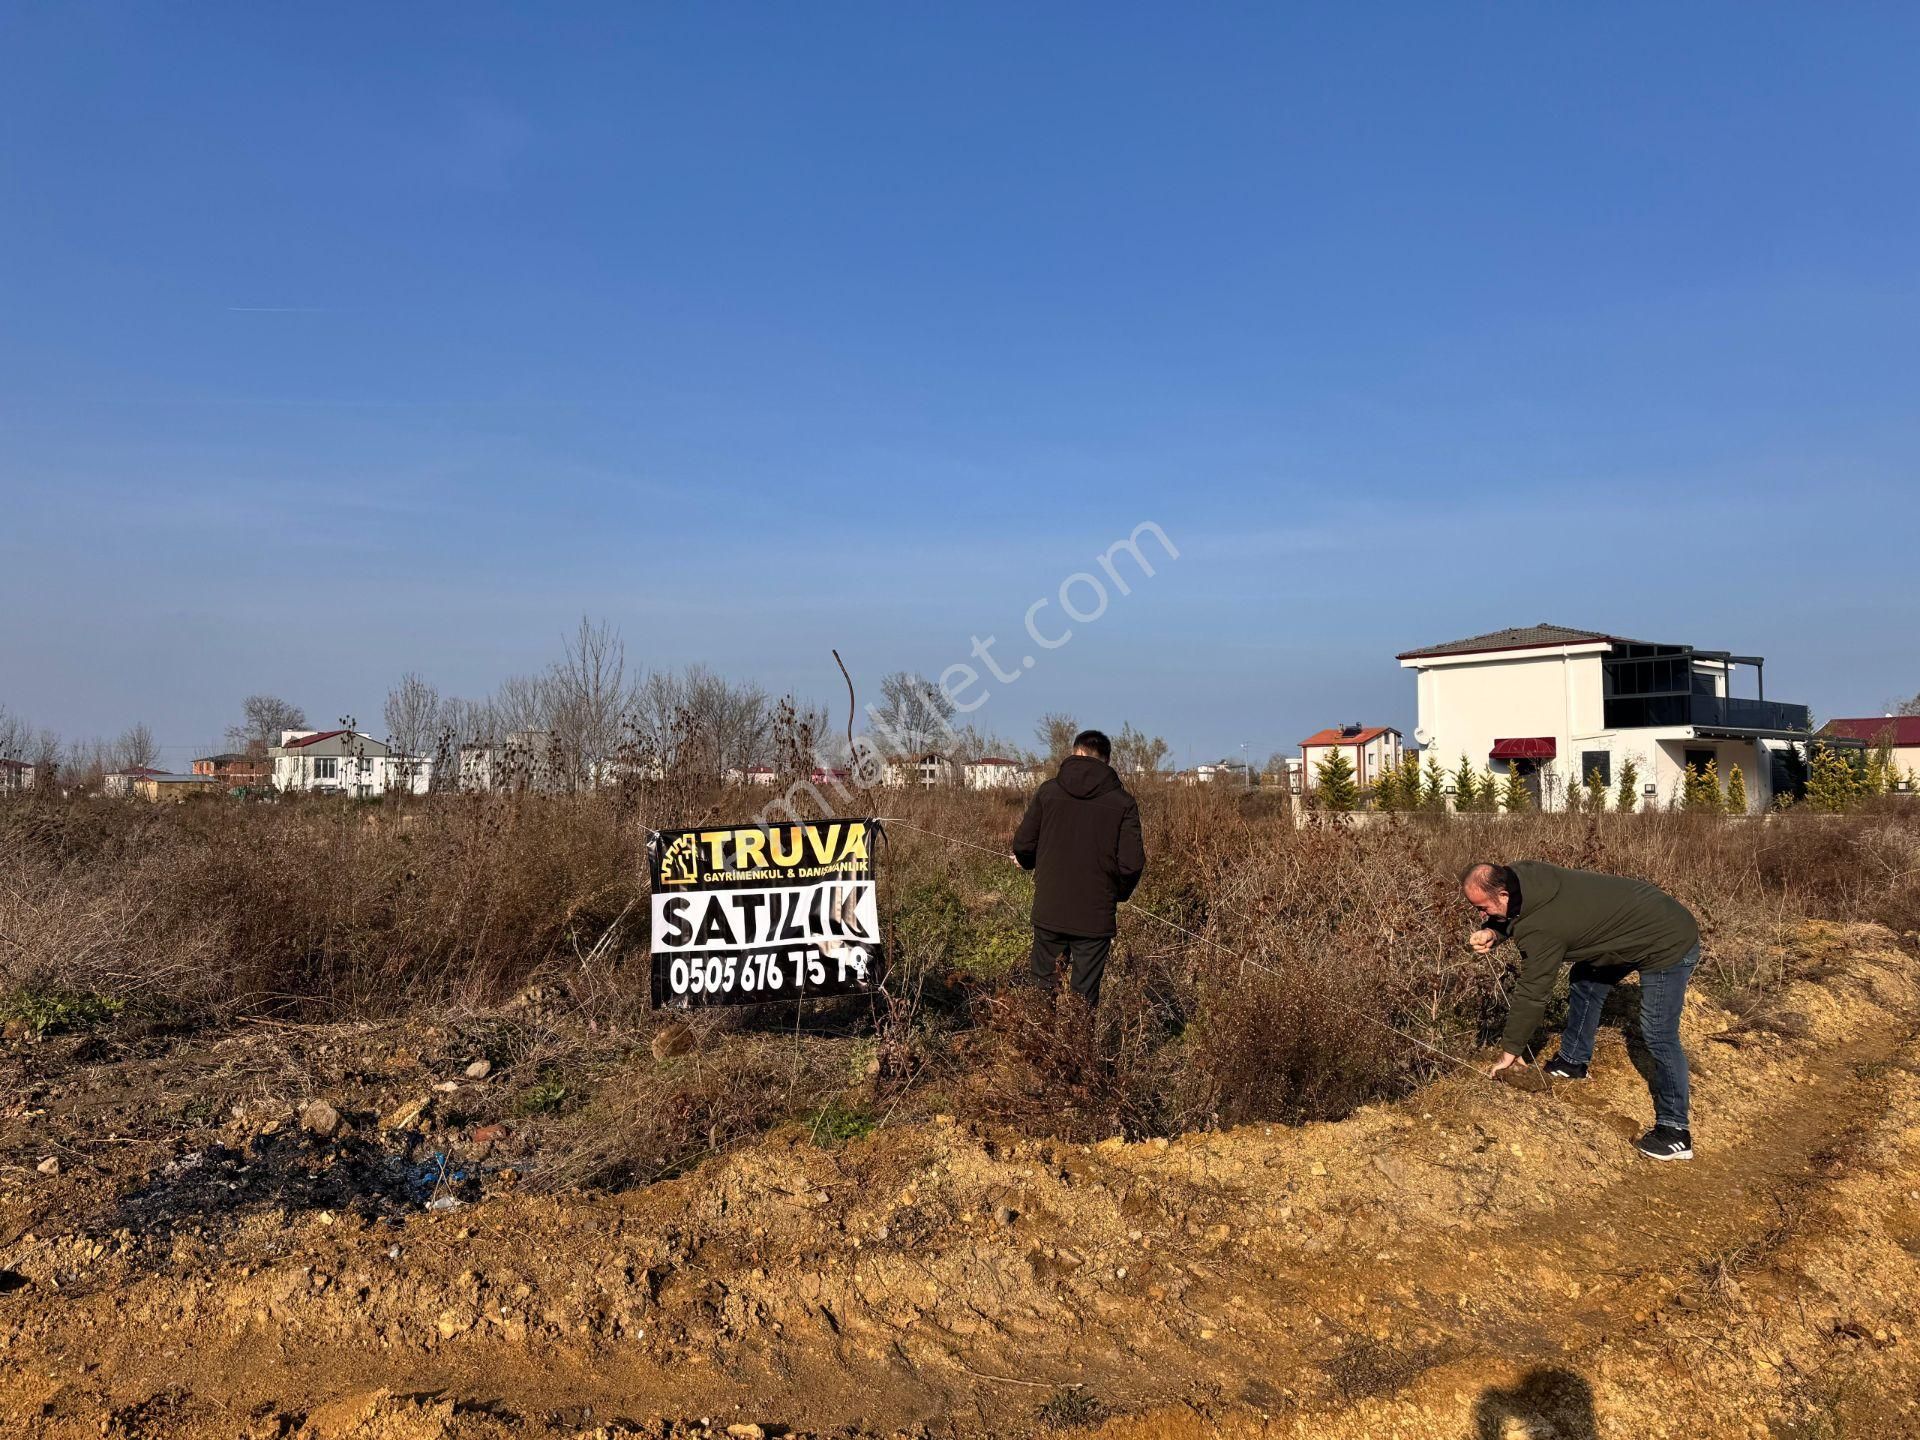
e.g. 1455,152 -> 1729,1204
4,922 -> 1918,1439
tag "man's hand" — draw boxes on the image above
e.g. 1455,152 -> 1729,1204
1469,927 -> 1501,955
1487,1050 -> 1521,1079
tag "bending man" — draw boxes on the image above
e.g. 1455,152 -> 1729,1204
1464,860 -> 1700,1161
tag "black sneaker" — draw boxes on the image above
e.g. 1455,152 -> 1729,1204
1634,1126 -> 1693,1161
1543,1056 -> 1589,1081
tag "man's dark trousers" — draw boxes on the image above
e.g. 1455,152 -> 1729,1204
1030,926 -> 1111,1006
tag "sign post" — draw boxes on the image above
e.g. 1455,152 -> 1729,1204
648,819 -> 884,1009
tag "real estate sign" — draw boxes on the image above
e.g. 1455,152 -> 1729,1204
648,819 -> 883,1009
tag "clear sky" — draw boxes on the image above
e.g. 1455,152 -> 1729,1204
3,4 -> 1917,767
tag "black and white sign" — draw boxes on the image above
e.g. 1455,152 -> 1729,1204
648,819 -> 883,1008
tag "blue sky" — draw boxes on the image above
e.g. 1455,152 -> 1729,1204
3,4 -> 1917,767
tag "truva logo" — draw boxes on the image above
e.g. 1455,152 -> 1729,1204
659,832 -> 701,885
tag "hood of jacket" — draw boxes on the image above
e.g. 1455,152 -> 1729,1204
1511,860 -> 1562,919
1056,754 -> 1121,800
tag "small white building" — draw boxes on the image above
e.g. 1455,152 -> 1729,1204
724,765 -> 779,786
0,758 -> 35,793
1397,623 -> 1813,811
1300,725 -> 1404,794
964,756 -> 1033,790
271,728 -> 432,798
458,731 -> 561,794
103,765 -> 168,798
883,752 -> 955,787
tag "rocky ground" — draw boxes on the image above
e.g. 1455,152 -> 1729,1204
3,922 -> 1918,1439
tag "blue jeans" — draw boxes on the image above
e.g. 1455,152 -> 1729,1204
1556,944 -> 1698,1130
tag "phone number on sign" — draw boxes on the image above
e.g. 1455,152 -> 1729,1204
666,949 -> 832,999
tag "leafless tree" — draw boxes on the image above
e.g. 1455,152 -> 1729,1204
113,722 -> 159,771
0,704 -> 24,761
1035,712 -> 1080,765
628,665 -> 770,780
1112,722 -> 1171,776
384,672 -> 442,786
869,671 -> 956,758
492,673 -> 549,737
226,694 -> 307,755
29,728 -> 61,783
1895,690 -> 1920,717
547,616 -> 629,787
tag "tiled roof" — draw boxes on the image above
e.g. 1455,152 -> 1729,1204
1397,623 -> 1635,660
283,729 -> 350,749
1822,716 -> 1920,746
1300,726 -> 1396,748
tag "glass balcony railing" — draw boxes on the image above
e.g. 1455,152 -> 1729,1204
1602,695 -> 1812,732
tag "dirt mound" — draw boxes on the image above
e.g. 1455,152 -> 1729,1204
4,923 -> 1919,1438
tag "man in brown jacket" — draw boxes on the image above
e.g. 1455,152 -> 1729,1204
1011,730 -> 1146,1006
1464,860 -> 1700,1161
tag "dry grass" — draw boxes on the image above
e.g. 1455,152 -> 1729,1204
3,784 -> 1916,1188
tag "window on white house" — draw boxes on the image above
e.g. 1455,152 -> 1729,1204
314,758 -> 337,780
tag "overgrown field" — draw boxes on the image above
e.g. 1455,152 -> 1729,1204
4,787 -> 1918,1188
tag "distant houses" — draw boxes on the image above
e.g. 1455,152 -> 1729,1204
0,757 -> 34,793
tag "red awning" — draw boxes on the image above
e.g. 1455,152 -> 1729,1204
1490,737 -> 1557,760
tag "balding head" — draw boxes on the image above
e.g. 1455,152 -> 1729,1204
1461,861 -> 1518,919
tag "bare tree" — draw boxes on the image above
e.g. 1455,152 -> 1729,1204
0,704 -> 24,761
28,728 -> 61,785
1112,722 -> 1171,776
1895,691 -> 1920,717
113,722 -> 159,771
1035,712 -> 1080,765
492,673 -> 549,736
383,672 -> 442,784
546,617 -> 628,787
628,665 -> 770,780
869,671 -> 956,758
226,694 -> 307,755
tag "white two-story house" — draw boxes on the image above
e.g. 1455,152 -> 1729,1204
271,728 -> 432,797
1300,724 -> 1403,793
1397,623 -> 1812,811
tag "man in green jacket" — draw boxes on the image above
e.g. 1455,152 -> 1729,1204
1463,860 -> 1700,1161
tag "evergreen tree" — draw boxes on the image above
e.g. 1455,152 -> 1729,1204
1563,764 -> 1585,814
1586,766 -> 1609,813
1372,760 -> 1404,811
1616,757 -> 1640,813
1479,768 -> 1501,813
1865,735 -> 1894,796
1422,755 -> 1448,813
1314,746 -> 1359,811
1500,764 -> 1533,812
1725,762 -> 1748,814
1451,754 -> 1478,812
1683,761 -> 1723,813
1805,742 -> 1861,814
